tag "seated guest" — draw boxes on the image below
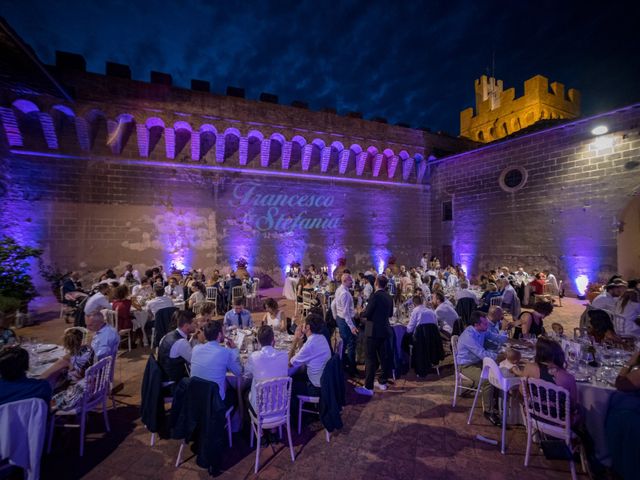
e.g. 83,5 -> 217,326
111,284 -> 135,331
262,298 -> 284,331
164,277 -> 184,301
512,337 -> 579,420
187,281 -> 206,309
432,291 -> 458,334
0,346 -> 52,406
616,289 -> 640,337
0,312 -> 17,347
85,311 -> 119,360
478,282 -> 501,312
62,271 -> 88,302
296,277 -> 314,303
245,325 -> 288,411
455,281 -> 478,303
190,320 -> 241,408
592,278 -> 627,313
528,273 -> 546,298
83,282 -> 111,314
132,276 -> 153,301
288,314 -> 331,398
158,311 -> 195,382
225,271 -> 243,304
486,305 -> 510,337
500,278 -> 517,310
146,285 -> 174,318
587,309 -> 623,345
455,311 -> 507,423
361,276 -> 374,301
407,295 -> 437,334
47,328 -> 94,411
224,298 -> 253,328
513,301 -> 553,339
607,351 -> 640,480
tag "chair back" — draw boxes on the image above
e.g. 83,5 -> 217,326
490,296 -> 503,307
302,291 -> 314,309
82,356 -> 113,410
65,326 -> 89,345
104,309 -> 118,328
192,301 -> 215,315
520,377 -> 571,438
231,286 -> 244,304
573,327 -> 589,340
481,357 -> 508,390
450,335 -> 461,376
543,283 -> 554,295
249,279 -> 260,296
254,376 -> 292,420
206,286 -> 217,301
612,313 -> 626,335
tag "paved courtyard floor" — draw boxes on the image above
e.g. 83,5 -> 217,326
17,290 -> 588,479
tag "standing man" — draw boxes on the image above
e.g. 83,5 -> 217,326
332,274 -> 358,376
356,275 -> 393,396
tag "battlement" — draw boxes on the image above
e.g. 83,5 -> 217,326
460,74 -> 580,142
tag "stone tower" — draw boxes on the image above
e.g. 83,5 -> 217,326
460,74 -> 580,142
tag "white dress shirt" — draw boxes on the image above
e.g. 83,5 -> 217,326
167,328 -> 192,362
361,283 -> 373,301
616,299 -> 640,337
245,346 -> 288,409
84,292 -> 111,314
407,305 -> 437,333
501,284 -> 516,306
146,296 -> 174,317
332,285 -> 355,329
290,334 -> 331,387
165,285 -> 184,301
435,302 -> 459,332
592,292 -> 617,313
190,341 -> 242,400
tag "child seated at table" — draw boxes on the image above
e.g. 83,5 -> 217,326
551,322 -> 565,337
499,347 -> 521,376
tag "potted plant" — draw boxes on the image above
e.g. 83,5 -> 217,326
0,236 -> 42,324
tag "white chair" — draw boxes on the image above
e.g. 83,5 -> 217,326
245,278 -> 260,310
231,286 -> 245,305
59,285 -> 66,320
0,398 -> 48,480
490,296 -> 503,307
64,326 -> 89,345
249,377 -> 295,473
467,357 -> 518,454
301,291 -> 314,318
205,286 -> 217,301
520,378 -> 587,480
104,309 -> 131,352
47,356 -> 112,457
557,280 -> 563,306
612,313 -> 626,335
192,301 -> 215,316
450,335 -> 479,407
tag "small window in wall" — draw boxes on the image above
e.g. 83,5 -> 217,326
499,165 -> 528,193
442,200 -> 453,221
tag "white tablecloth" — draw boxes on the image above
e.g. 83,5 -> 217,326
282,277 -> 299,301
577,381 -> 615,466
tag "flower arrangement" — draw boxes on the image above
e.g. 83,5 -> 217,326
236,257 -> 249,270
337,257 -> 347,266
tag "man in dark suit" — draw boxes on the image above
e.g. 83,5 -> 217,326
355,275 -> 393,396
224,271 -> 243,307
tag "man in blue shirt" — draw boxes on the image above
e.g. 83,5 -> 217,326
0,346 -> 52,406
223,298 -> 253,329
190,320 -> 242,408
456,311 -> 507,423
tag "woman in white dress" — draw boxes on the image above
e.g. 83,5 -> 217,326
262,298 -> 285,331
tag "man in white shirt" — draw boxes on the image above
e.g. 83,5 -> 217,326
85,310 -> 119,359
158,310 -> 195,382
332,274 -> 358,375
420,252 -> 429,271
164,277 -> 184,301
500,279 -> 517,309
455,281 -> 478,303
407,295 -> 437,334
432,291 -> 459,334
190,320 -> 242,408
84,283 -> 111,314
245,325 -> 288,411
146,286 -> 174,317
289,314 -> 331,398
132,277 -> 153,301
592,278 -> 627,313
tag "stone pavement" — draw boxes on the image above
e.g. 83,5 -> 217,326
17,291 -> 588,479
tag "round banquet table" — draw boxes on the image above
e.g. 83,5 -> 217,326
282,277 -> 299,301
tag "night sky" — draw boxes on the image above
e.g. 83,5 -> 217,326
4,0 -> 640,134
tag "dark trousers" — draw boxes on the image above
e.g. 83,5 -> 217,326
365,336 -> 390,390
291,371 -> 321,423
336,317 -> 357,373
